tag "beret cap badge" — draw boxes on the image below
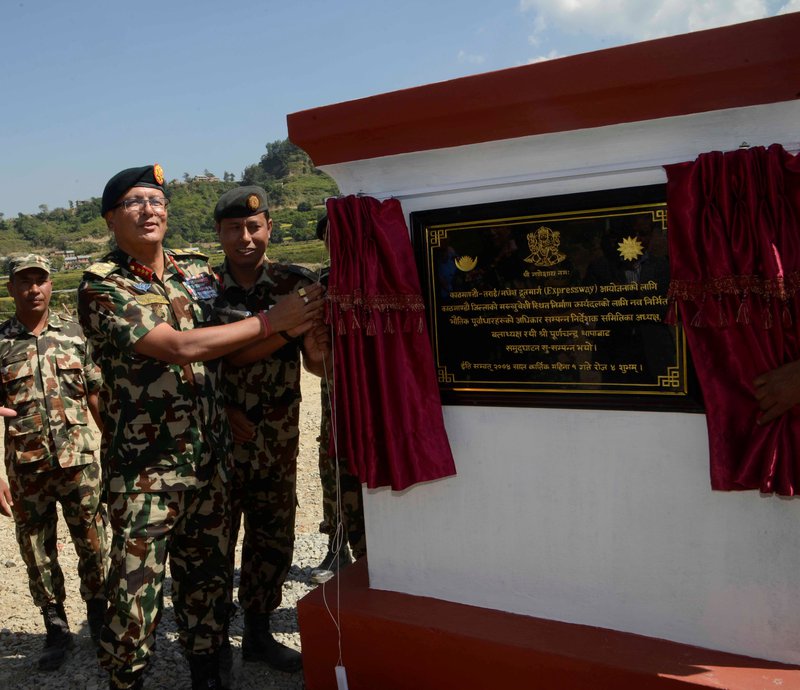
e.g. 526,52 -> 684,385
153,164 -> 165,185
246,194 -> 260,211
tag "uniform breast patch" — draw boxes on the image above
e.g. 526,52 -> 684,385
135,294 -> 171,306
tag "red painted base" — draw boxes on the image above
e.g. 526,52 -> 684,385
299,559 -> 800,690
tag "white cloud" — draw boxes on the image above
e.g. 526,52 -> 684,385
519,0 -> 778,44
778,0 -> 800,13
527,49 -> 562,63
457,50 -> 486,65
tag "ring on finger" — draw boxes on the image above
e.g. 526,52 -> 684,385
303,296 -> 309,305
298,287 -> 307,297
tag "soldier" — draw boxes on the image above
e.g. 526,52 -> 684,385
0,253 -> 107,672
309,215 -> 366,584
213,186 -> 327,673
78,165 -> 322,690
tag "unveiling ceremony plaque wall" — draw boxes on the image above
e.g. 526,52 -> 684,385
411,185 -> 702,411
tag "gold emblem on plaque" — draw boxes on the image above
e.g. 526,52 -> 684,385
454,255 -> 477,272
525,226 -> 566,267
618,236 -> 644,261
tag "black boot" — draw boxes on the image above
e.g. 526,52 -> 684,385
218,605 -> 235,689
310,540 -> 353,584
39,602 -> 73,671
242,611 -> 302,673
188,652 -> 226,690
86,598 -> 107,645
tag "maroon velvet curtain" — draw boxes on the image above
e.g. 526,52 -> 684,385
325,195 -> 456,491
666,144 -> 800,494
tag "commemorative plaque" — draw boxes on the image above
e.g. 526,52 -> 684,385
411,185 -> 702,412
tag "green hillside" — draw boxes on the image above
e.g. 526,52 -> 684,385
0,139 -> 338,261
0,139 -> 336,319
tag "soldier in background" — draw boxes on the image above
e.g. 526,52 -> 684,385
0,254 -> 107,671
78,166 -> 322,690
214,186 -> 327,673
309,215 -> 366,584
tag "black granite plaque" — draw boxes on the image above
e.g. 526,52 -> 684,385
411,185 -> 702,411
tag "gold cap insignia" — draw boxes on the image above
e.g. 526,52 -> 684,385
153,164 -> 165,185
246,194 -> 260,211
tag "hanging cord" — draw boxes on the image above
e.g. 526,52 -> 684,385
319,294 -> 346,669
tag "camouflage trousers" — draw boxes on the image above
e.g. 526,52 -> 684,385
228,436 -> 297,614
318,390 -> 366,558
8,461 -> 106,608
99,469 -> 230,687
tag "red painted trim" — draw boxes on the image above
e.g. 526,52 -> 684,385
299,559 -> 800,690
288,14 -> 800,166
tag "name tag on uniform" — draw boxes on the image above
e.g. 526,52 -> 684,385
135,294 -> 171,305
184,274 -> 218,300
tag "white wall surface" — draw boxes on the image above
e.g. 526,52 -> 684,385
322,100 -> 800,664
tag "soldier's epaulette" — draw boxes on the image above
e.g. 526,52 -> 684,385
84,261 -> 119,278
279,262 -> 321,283
170,248 -> 209,260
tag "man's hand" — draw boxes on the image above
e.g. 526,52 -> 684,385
268,283 -> 325,332
0,477 -> 13,517
302,322 -> 331,377
0,406 -> 16,417
754,360 -> 800,424
226,406 -> 256,444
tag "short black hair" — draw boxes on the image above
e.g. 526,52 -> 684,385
315,214 -> 328,242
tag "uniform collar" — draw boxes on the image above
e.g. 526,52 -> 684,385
5,310 -> 61,336
219,258 -> 275,291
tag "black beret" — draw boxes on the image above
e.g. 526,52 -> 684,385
214,186 -> 269,222
101,164 -> 166,215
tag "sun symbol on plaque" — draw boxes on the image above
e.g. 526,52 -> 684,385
617,236 -> 644,261
454,255 -> 477,272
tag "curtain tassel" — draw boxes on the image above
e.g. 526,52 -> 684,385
366,316 -> 377,336
417,315 -> 425,333
763,302 -> 774,329
716,295 -> 728,327
783,302 -> 793,328
736,293 -> 750,325
384,312 -> 395,334
690,298 -> 706,328
664,298 -> 678,325
337,317 -> 347,335
351,311 -> 361,330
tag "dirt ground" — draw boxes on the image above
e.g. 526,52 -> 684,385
0,367 -> 326,689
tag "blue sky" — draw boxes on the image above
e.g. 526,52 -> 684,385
1,0 -> 797,217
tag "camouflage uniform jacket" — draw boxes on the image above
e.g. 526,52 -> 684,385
217,259 -> 311,469
78,248 -> 231,493
0,311 -> 101,477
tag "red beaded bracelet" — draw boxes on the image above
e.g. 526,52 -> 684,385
257,310 -> 273,338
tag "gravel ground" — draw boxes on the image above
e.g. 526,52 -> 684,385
0,368 -> 328,689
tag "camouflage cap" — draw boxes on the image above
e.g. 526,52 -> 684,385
214,186 -> 269,222
8,253 -> 50,278
101,163 -> 166,215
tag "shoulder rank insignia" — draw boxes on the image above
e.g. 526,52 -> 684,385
84,261 -> 118,278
